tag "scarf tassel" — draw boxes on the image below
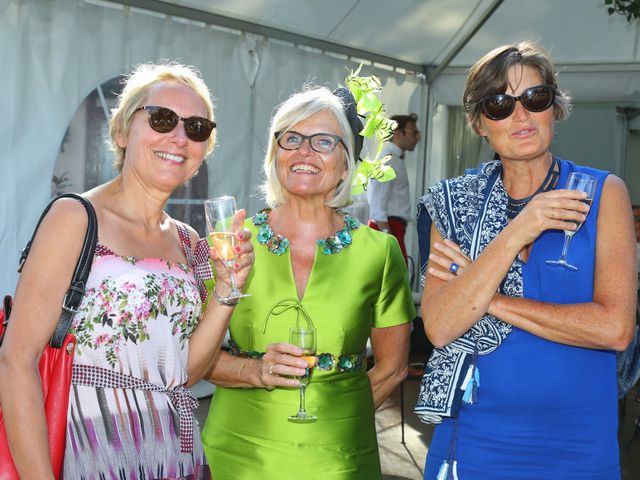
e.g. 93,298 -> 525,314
436,461 -> 449,480
461,363 -> 480,405
437,460 -> 459,480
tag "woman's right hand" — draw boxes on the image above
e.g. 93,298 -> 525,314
258,342 -> 308,390
509,188 -> 590,247
209,209 -> 255,295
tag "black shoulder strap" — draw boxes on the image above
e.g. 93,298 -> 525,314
17,193 -> 98,349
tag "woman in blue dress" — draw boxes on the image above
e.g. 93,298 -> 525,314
416,41 -> 637,479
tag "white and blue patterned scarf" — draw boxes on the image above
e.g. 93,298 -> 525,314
415,160 -> 523,423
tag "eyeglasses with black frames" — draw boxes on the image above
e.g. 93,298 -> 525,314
275,131 -> 345,154
135,106 -> 216,142
478,84 -> 556,121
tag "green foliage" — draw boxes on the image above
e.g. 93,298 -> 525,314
605,0 -> 640,22
51,171 -> 71,196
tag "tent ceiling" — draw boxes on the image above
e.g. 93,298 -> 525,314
116,0 -> 640,72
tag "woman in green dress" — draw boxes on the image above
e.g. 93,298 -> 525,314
201,85 -> 415,479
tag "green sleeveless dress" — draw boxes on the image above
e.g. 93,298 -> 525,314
201,218 -> 415,479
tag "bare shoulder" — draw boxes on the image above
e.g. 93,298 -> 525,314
598,174 -> 632,222
601,174 -> 630,202
595,174 -> 634,263
34,197 -> 90,242
16,197 -> 91,303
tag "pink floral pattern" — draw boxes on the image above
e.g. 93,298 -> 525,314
64,236 -> 210,479
72,254 -> 201,368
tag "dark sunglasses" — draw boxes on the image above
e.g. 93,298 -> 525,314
135,106 -> 216,142
479,84 -> 556,121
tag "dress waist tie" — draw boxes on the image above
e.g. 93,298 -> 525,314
71,364 -> 198,453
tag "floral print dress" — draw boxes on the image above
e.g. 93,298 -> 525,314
62,223 -> 212,480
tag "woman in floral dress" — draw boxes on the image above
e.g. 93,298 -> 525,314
0,63 -> 254,479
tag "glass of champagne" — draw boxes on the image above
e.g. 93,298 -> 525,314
287,326 -> 317,424
546,172 -> 597,271
204,196 -> 251,301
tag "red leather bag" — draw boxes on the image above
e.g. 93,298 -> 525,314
0,194 -> 97,479
0,327 -> 76,479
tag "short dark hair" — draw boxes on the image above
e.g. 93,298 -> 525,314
391,113 -> 418,131
463,40 -> 571,135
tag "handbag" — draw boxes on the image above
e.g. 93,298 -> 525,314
0,193 -> 97,480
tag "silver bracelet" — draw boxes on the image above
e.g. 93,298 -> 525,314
212,288 -> 239,307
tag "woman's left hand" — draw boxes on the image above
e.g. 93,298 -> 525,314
209,209 -> 254,294
427,238 -> 471,281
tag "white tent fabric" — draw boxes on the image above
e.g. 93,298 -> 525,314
170,0 -> 640,67
0,0 -> 424,293
3,0 -> 640,294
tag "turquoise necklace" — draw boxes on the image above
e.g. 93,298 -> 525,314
253,209 -> 360,256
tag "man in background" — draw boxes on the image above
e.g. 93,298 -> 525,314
367,113 -> 421,263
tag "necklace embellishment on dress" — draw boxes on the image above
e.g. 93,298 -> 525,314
505,156 -> 560,219
254,210 -> 290,255
253,209 -> 360,256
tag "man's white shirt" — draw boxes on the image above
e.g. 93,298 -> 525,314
367,142 -> 411,222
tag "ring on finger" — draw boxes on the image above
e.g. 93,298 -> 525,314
449,262 -> 460,274
268,364 -> 275,376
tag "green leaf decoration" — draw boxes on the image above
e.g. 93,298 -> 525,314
350,154 -> 396,195
358,93 -> 382,112
361,116 -> 383,137
344,64 -> 399,195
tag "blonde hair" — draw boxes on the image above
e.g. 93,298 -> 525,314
109,62 -> 215,171
262,86 -> 356,208
463,40 -> 572,135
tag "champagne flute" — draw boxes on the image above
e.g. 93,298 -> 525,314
204,196 -> 250,301
287,327 -> 317,424
546,172 -> 597,271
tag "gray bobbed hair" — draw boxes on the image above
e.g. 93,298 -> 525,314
261,86 -> 356,208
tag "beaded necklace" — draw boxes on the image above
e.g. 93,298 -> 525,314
505,156 -> 559,219
253,209 -> 361,256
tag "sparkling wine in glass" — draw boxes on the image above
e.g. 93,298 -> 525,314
204,196 -> 251,301
288,327 -> 317,424
546,172 -> 596,271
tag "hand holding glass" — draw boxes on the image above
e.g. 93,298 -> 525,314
546,172 -> 596,271
288,327 -> 317,424
204,196 -> 250,301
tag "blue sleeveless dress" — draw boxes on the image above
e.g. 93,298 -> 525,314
423,159 -> 620,479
